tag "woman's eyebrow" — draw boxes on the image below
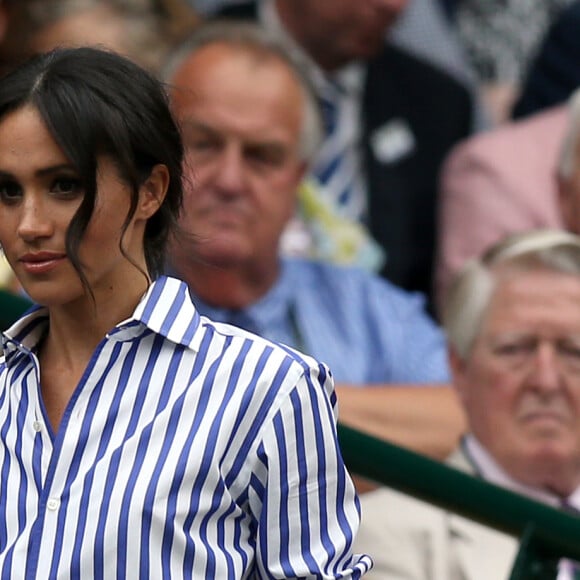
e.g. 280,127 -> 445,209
35,163 -> 76,177
0,163 -> 77,179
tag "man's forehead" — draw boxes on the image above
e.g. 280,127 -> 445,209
481,268 -> 580,328
174,42 -> 299,86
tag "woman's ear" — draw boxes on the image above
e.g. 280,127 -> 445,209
138,164 -> 170,219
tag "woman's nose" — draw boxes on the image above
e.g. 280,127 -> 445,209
17,196 -> 54,242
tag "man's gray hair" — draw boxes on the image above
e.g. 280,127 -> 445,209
161,19 -> 324,164
444,229 -> 580,358
558,87 -> 580,179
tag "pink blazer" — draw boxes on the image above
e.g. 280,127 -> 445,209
435,105 -> 569,314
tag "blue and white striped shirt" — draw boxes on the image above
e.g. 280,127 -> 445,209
0,276 -> 371,579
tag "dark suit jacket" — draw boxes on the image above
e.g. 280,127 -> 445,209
216,3 -> 473,309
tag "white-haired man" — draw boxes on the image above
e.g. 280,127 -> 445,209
356,229 -> 580,579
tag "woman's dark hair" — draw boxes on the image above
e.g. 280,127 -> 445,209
0,46 -> 184,286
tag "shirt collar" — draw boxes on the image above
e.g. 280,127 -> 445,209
258,0 -> 364,98
242,260 -> 295,329
111,276 -> 202,350
1,276 -> 202,366
190,259 -> 295,334
464,434 -> 580,510
1,305 -> 48,365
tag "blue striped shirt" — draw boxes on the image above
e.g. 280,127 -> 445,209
0,276 -> 371,579
192,259 -> 450,385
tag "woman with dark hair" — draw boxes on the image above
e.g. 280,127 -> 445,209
0,47 -> 370,579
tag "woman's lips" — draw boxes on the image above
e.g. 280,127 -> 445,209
19,253 -> 67,274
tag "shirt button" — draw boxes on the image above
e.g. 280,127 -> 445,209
32,421 -> 42,432
46,498 -> 60,511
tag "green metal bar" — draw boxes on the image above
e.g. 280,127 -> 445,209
338,423 -> 580,563
0,289 -> 33,330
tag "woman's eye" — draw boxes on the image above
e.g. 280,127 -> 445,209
0,181 -> 23,203
51,177 -> 83,197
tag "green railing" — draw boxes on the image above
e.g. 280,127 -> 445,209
338,424 -> 580,579
0,289 -> 33,330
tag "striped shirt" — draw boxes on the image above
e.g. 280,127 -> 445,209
0,276 -> 371,579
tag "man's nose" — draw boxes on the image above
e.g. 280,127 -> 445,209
214,147 -> 247,195
530,343 -> 562,393
17,196 -> 54,242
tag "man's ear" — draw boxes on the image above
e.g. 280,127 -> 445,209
293,161 -> 308,189
138,164 -> 170,220
286,161 -> 309,219
448,346 -> 469,405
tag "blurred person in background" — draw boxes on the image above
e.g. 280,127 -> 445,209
163,20 -> 466,465
1,0 -> 200,75
214,0 -> 475,313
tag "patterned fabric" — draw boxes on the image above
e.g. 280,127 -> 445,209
192,258 -> 450,385
456,0 -> 574,83
280,179 -> 386,273
309,74 -> 368,221
0,276 -> 370,579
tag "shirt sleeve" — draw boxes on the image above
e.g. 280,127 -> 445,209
252,360 -> 372,578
